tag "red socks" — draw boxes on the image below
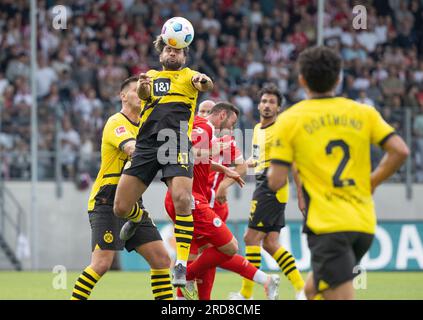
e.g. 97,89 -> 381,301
180,251 -> 257,300
220,254 -> 257,280
197,267 -> 216,300
187,247 -> 232,280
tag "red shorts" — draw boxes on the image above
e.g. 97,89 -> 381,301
212,201 -> 229,222
164,193 -> 233,250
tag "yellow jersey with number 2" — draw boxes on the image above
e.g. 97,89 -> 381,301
270,97 -> 395,235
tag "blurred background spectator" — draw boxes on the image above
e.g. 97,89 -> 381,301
0,0 -> 422,182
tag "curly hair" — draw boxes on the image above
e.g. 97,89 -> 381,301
153,35 -> 189,56
298,46 -> 342,93
258,83 -> 285,107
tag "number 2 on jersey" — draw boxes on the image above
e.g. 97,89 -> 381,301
325,140 -> 356,187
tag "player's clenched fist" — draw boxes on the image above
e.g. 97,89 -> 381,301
192,73 -> 213,91
136,73 -> 151,100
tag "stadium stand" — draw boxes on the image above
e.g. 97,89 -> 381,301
0,0 -> 422,181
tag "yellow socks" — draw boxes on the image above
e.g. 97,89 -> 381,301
151,268 -> 173,300
174,214 -> 194,266
272,246 -> 305,292
127,202 -> 143,223
71,266 -> 101,300
240,245 -> 261,299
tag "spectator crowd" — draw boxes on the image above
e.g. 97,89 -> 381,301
0,0 -> 423,182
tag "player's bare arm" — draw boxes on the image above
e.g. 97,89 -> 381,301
267,163 -> 289,192
122,140 -> 136,157
136,73 -> 151,100
292,163 -> 306,217
192,73 -> 213,92
215,162 -> 247,203
211,161 -> 245,188
371,135 -> 409,193
192,141 -> 230,160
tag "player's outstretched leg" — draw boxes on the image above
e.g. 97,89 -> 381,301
221,254 -> 280,300
168,176 -> 195,287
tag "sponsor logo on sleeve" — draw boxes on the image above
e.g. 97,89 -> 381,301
115,126 -> 127,136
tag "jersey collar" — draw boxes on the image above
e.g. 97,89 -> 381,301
120,112 -> 140,127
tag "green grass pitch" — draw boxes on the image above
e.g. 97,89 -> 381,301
0,271 -> 422,300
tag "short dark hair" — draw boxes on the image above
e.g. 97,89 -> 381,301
298,46 -> 342,93
258,84 -> 285,107
210,101 -> 240,118
120,76 -> 138,92
153,35 -> 189,56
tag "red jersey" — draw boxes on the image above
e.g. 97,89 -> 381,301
208,135 -> 242,208
190,115 -> 215,204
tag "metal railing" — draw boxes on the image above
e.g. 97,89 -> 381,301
0,186 -> 26,270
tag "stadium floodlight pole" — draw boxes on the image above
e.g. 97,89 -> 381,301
30,0 -> 39,270
55,103 -> 63,198
317,0 -> 325,46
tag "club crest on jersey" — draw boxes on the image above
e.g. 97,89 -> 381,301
103,231 -> 114,243
213,217 -> 222,228
115,126 -> 127,136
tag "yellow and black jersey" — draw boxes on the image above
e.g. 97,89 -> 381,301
270,97 -> 395,235
137,67 -> 199,145
252,122 -> 289,203
88,112 -> 141,212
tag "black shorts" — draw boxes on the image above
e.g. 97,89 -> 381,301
248,179 -> 286,233
307,231 -> 374,292
123,146 -> 194,187
88,204 -> 162,252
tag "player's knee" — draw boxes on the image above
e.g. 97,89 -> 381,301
172,190 -> 192,213
150,254 -> 171,270
221,239 -> 238,256
243,232 -> 257,246
91,259 -> 112,276
113,199 -> 129,218
227,244 -> 238,256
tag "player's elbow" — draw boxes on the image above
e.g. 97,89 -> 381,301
397,144 -> 410,161
384,135 -> 410,164
389,142 -> 410,168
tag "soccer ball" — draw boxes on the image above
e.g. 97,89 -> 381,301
161,17 -> 194,49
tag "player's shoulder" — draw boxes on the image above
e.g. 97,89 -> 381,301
253,122 -> 262,130
181,67 -> 198,76
194,115 -> 211,128
194,116 -> 214,135
105,112 -> 124,127
350,99 -> 379,114
146,69 -> 158,77
330,97 -> 380,119
285,97 -> 375,115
